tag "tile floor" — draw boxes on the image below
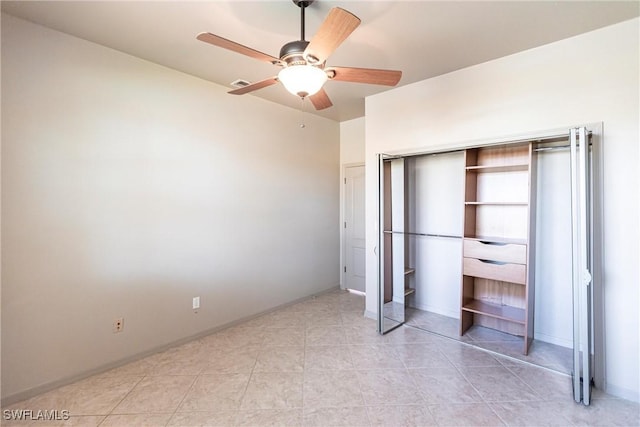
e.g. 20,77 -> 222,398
404,308 -> 574,374
3,290 -> 639,426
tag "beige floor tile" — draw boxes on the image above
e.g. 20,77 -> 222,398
262,327 -> 306,347
304,345 -> 354,370
241,372 -> 303,410
261,312 -> 307,329
348,345 -> 405,370
8,292 -> 638,427
201,345 -> 260,374
340,312 -> 376,328
99,413 -> 172,426
305,310 -> 343,327
305,326 -> 347,346
167,410 -> 237,426
218,326 -> 266,348
428,403 -> 506,426
338,296 -> 366,313
392,343 -> 453,368
236,408 -> 302,426
112,375 -> 196,414
302,406 -> 370,427
410,366 -> 482,404
343,326 -> 384,344
357,369 -> 423,406
459,366 -> 539,402
489,400 -> 578,426
62,415 -> 106,426
380,326 -> 440,345
178,373 -> 250,412
438,342 -> 503,367
505,364 -> 573,400
303,370 -> 363,408
558,397 -> 640,426
149,351 -> 209,376
0,414 -> 105,427
254,346 -> 305,373
366,404 -> 437,427
297,298 -> 337,313
6,376 -> 143,417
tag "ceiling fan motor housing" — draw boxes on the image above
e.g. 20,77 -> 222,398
280,40 -> 311,65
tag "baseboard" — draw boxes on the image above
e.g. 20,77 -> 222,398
409,302 -> 459,319
1,284 -> 341,407
533,331 -> 572,349
602,382 -> 640,403
364,310 -> 377,320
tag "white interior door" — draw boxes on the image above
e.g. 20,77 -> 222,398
344,165 -> 366,292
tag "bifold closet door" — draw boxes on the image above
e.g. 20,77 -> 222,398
378,155 -> 406,334
570,127 -> 593,405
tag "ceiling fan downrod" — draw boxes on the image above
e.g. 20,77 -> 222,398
293,0 -> 314,41
280,0 -> 315,65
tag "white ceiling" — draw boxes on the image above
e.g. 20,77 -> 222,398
2,1 -> 638,122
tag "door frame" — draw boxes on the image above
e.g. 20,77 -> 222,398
341,162 -> 365,291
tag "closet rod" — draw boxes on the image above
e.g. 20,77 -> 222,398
534,142 -> 593,152
383,230 -> 462,239
534,146 -> 571,152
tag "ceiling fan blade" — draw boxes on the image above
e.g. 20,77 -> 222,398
197,32 -> 280,65
228,77 -> 279,95
304,8 -> 361,64
327,66 -> 402,86
309,88 -> 333,110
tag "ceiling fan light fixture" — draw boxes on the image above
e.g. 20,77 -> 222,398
278,64 -> 327,98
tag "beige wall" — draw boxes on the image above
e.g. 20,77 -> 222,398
1,14 -> 340,402
365,18 -> 639,400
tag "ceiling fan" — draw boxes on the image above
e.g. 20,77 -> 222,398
197,0 -> 402,110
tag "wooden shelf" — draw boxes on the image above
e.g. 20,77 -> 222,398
462,300 -> 525,324
464,236 -> 527,245
404,268 -> 415,275
466,163 -> 529,173
404,288 -> 415,297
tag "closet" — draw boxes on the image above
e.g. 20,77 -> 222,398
377,126 -> 600,405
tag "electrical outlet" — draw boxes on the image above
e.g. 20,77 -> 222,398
113,317 -> 124,333
192,296 -> 200,310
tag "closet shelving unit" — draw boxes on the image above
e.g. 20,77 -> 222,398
460,142 -> 536,354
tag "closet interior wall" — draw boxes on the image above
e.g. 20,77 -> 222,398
405,153 -> 464,319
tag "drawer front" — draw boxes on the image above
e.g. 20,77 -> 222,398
464,240 -> 526,264
463,257 -> 526,284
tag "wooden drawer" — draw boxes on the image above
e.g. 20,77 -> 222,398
463,239 -> 526,264
463,257 -> 526,284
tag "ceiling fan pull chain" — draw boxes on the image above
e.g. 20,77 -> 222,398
300,96 -> 307,128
